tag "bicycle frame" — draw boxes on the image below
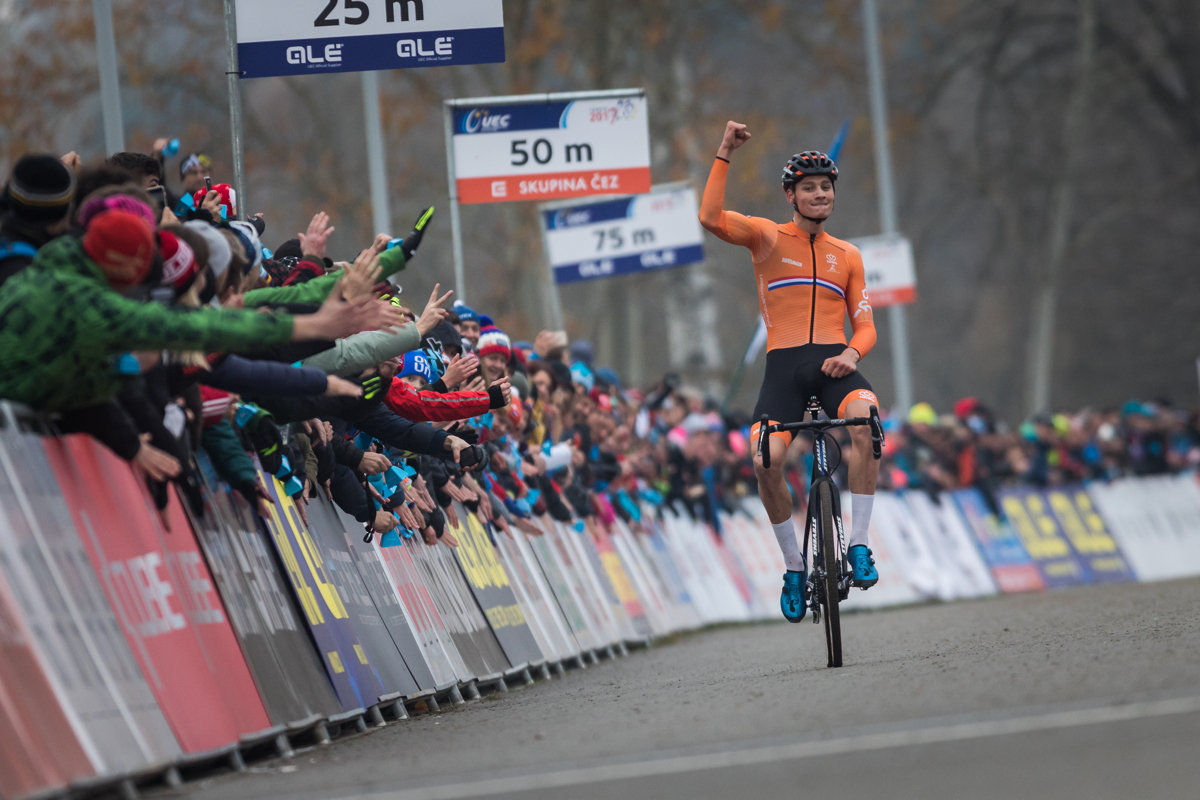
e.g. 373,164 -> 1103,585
756,400 -> 884,629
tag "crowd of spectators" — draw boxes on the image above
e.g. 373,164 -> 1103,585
1,145 -> 1197,544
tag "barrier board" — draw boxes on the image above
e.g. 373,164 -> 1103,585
903,491 -> 997,599
524,520 -> 600,651
951,489 -> 1045,593
449,508 -> 543,666
333,505 -> 439,692
1040,487 -> 1134,583
560,521 -> 633,644
838,502 -> 923,610
1088,476 -> 1200,582
0,428 -> 180,773
48,437 -> 271,751
869,493 -> 945,599
609,520 -> 678,636
589,521 -> 653,638
374,534 -> 468,685
491,527 -> 563,662
0,562 -> 95,798
998,488 -> 1096,587
405,534 -> 507,677
633,514 -> 701,630
190,461 -> 342,724
303,497 -> 422,700
259,474 -> 386,710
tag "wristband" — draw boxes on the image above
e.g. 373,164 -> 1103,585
487,384 -> 506,408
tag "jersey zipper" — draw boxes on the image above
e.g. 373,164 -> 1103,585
808,232 -> 818,344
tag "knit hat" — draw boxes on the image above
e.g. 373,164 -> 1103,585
157,231 -> 198,292
192,183 -> 236,218
2,154 -> 76,223
76,193 -> 156,231
424,319 -> 463,356
184,221 -> 232,280
907,402 -> 938,426
82,210 -> 155,288
398,351 -> 434,384
179,153 -> 211,181
569,339 -> 594,366
570,361 -> 595,392
476,324 -> 512,360
226,220 -> 263,273
453,302 -> 479,323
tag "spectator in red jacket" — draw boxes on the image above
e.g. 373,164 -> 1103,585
382,350 -> 511,423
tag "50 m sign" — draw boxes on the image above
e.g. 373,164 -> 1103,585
452,97 -> 651,205
235,0 -> 505,79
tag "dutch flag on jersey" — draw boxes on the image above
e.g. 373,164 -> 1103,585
767,276 -> 846,298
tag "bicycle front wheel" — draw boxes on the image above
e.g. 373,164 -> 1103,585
817,481 -> 842,668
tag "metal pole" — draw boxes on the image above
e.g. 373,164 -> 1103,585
361,71 -> 392,235
443,102 -> 466,303
92,0 -> 125,155
223,0 -> 247,219
1027,0 -> 1095,415
863,0 -> 913,416
535,207 -> 565,329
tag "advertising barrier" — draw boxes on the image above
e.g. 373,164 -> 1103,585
449,508 -> 543,667
11,410 -> 1200,800
0,425 -> 181,775
259,473 -> 386,711
47,436 -> 271,753
190,461 -> 343,724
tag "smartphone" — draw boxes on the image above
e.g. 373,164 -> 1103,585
148,185 -> 166,213
205,176 -> 213,193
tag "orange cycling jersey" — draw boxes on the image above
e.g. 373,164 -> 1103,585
699,158 -> 876,357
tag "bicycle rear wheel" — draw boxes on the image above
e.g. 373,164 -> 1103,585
817,481 -> 842,668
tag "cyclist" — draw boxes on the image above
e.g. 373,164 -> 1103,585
700,120 -> 880,622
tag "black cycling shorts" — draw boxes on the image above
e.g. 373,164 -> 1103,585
752,344 -> 877,443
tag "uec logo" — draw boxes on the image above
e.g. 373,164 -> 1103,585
398,36 -> 453,58
287,43 -> 343,65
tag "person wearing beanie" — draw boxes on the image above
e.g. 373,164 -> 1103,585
0,153 -> 76,288
81,209 -> 156,289
569,338 -> 594,367
453,302 -> 481,348
157,229 -> 199,295
477,323 -> 512,385
107,152 -> 163,191
0,225 -> 404,412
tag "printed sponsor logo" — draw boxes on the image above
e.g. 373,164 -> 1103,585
553,209 -> 592,228
398,35 -> 454,59
286,43 -> 344,65
826,253 -> 839,272
461,107 -> 510,134
782,257 -> 803,268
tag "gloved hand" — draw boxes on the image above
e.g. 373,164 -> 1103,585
398,206 -> 435,261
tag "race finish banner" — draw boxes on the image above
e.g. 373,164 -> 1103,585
449,93 -> 650,205
850,233 -> 917,307
540,183 -> 704,284
234,0 -> 506,79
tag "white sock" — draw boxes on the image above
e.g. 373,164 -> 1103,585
849,494 -> 874,549
771,519 -> 806,572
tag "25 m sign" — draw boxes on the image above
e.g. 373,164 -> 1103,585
234,0 -> 505,79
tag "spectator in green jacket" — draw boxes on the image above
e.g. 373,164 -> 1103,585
0,209 -> 402,412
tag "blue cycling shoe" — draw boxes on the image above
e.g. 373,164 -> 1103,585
848,545 -> 878,588
781,571 -> 807,622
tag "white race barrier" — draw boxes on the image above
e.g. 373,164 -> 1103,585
1088,475 -> 1200,581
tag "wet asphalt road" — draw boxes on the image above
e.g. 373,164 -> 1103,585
158,577 -> 1200,800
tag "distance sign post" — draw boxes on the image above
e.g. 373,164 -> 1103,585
443,88 -> 650,313
539,184 -> 704,285
234,0 -> 506,78
849,233 -> 917,308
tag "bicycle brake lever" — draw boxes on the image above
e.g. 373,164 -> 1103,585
758,414 -> 771,469
868,405 -> 884,460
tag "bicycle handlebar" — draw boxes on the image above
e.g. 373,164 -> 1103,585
757,405 -> 886,470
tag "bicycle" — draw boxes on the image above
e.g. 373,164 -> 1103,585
758,399 -> 884,668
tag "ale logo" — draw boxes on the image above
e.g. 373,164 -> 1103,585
397,36 -> 453,58
287,43 -> 343,65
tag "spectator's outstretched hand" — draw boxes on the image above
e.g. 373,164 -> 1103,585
371,233 -> 393,254
492,375 -> 513,406
60,151 -> 82,171
400,206 -> 435,260
440,354 -> 476,388
534,330 -> 568,358
416,283 -> 453,335
340,249 -> 382,302
443,435 -> 471,464
324,375 -> 363,398
299,212 -> 335,259
358,451 -> 391,475
297,287 -> 404,341
133,434 -> 181,481
373,509 -> 398,534
200,190 -> 223,216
